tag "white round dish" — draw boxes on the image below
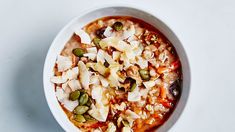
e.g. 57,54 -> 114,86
43,4 -> 191,132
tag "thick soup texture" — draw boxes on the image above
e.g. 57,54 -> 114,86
50,16 -> 182,132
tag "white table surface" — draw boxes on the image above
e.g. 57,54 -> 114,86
0,0 -> 235,131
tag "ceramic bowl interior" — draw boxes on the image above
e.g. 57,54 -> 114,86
43,5 -> 191,132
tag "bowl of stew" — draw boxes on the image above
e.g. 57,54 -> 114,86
43,5 -> 190,132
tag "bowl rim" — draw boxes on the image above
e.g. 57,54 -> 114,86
43,3 -> 191,132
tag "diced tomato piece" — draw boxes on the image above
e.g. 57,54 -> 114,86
170,60 -> 180,71
153,113 -> 160,118
160,87 -> 167,99
159,99 -> 172,108
157,67 -> 169,74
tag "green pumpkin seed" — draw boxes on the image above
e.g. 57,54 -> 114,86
93,37 -> 101,48
84,114 -> 95,121
79,93 -> 89,105
122,120 -> 130,127
69,90 -> 80,101
73,106 -> 89,114
130,82 -> 137,92
112,22 -> 123,31
86,98 -> 92,107
139,69 -> 150,81
74,114 -> 86,123
72,48 -> 85,57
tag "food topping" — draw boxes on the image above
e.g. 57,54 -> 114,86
74,29 -> 91,44
72,48 -> 85,57
112,21 -> 123,31
56,55 -> 72,72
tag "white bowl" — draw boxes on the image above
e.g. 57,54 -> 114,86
43,4 -> 191,132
